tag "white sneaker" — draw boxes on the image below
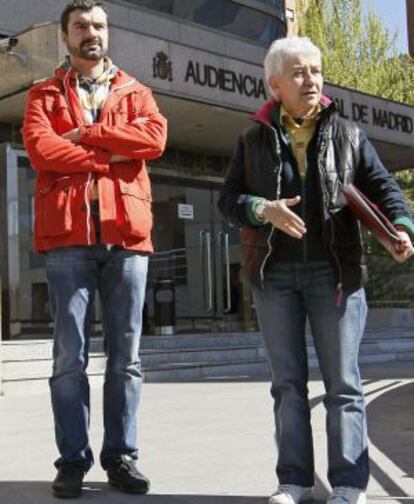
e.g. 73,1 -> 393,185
269,484 -> 313,504
328,487 -> 366,504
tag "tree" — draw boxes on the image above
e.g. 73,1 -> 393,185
298,0 -> 414,105
299,0 -> 414,307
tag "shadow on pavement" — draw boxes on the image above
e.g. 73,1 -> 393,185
0,482 -> 328,504
361,362 -> 414,381
367,381 -> 414,498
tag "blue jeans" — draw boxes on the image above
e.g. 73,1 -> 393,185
45,245 -> 148,471
252,262 -> 369,489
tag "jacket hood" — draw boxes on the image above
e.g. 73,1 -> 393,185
250,95 -> 333,127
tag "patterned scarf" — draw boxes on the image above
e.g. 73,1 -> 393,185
60,56 -> 118,124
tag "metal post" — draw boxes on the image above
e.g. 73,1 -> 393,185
0,144 -> 12,341
0,275 -> 3,396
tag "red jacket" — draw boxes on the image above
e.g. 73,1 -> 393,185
22,66 -> 167,253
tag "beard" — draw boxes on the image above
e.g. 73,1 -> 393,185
66,39 -> 108,61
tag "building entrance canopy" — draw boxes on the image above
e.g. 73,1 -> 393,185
0,22 -> 414,169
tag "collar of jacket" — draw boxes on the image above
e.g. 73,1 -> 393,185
250,95 -> 334,128
54,66 -> 136,94
41,66 -> 139,126
57,56 -> 118,81
38,67 -> 138,97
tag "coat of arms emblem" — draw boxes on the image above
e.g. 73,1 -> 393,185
153,51 -> 173,81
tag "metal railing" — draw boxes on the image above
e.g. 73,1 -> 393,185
148,248 -> 188,285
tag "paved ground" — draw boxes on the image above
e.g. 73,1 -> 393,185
0,362 -> 414,503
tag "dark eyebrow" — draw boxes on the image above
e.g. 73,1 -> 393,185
72,20 -> 107,28
73,21 -> 88,27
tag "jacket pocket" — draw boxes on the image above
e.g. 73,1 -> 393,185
36,177 -> 73,237
116,179 -> 153,239
111,99 -> 129,126
44,94 -> 74,133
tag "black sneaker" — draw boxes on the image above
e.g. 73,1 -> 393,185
52,463 -> 85,499
106,455 -> 150,494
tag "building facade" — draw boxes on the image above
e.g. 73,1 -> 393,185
0,0 -> 414,340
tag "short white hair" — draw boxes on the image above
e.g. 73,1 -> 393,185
264,36 -> 322,97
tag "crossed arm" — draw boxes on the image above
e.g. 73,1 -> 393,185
62,128 -> 128,162
22,87 -> 167,174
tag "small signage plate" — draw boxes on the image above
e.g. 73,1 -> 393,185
178,203 -> 194,220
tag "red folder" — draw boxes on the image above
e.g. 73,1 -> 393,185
342,183 -> 405,255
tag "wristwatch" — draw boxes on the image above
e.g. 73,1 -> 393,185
255,199 -> 268,222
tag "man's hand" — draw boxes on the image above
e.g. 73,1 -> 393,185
263,196 -> 306,239
391,231 -> 414,263
62,128 -> 81,144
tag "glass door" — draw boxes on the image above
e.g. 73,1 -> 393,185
0,144 -> 49,339
149,176 -> 258,333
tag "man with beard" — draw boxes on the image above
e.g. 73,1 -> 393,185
22,0 -> 167,498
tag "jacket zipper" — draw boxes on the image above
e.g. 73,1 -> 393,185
259,127 -> 282,287
62,70 -> 95,245
302,159 -> 308,266
84,173 -> 93,245
318,124 -> 344,306
260,228 -> 276,286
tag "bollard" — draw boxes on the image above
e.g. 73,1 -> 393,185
153,279 -> 175,336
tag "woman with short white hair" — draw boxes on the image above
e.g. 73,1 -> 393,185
219,36 -> 414,504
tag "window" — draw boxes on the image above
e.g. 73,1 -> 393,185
254,0 -> 284,8
121,0 -> 286,45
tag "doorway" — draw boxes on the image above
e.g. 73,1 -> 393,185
149,176 -> 257,333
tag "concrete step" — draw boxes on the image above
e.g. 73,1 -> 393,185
4,333 -> 414,365
3,332 -> 414,395
364,328 -> 414,339
12,326 -> 414,354
5,332 -> 414,360
2,358 -> 270,395
144,358 -> 269,382
4,332 -> 264,356
3,344 -> 265,381
1,357 -> 270,395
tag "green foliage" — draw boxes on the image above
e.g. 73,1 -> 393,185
394,169 -> 414,214
298,0 -> 414,306
298,0 -> 414,105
